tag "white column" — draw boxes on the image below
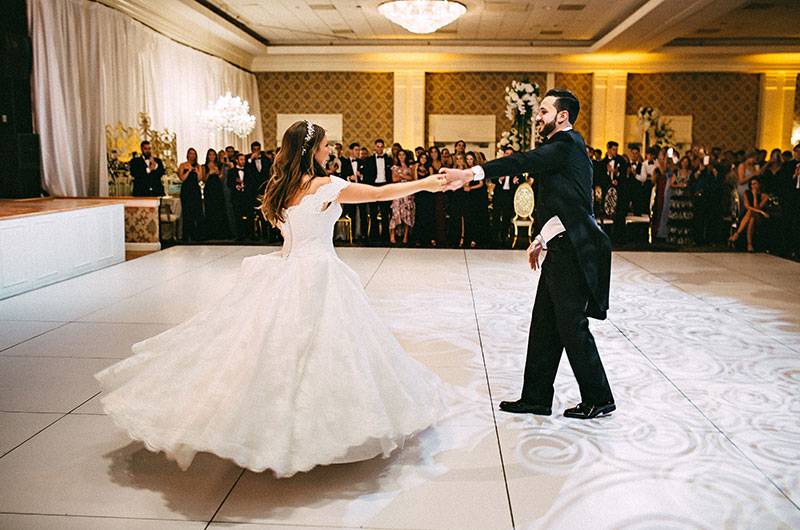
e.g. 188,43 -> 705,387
591,71 -> 628,149
757,71 -> 798,150
393,70 -> 426,148
546,72 -> 556,92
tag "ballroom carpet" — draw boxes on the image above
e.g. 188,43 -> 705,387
0,246 -> 798,529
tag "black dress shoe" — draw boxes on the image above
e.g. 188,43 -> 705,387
499,400 -> 552,415
563,401 -> 616,420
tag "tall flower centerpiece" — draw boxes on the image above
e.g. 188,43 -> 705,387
498,79 -> 540,154
637,105 -> 675,148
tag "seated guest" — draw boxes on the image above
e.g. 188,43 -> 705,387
493,146 -> 521,245
729,178 -> 769,252
389,149 -> 416,245
201,149 -> 230,240
178,148 -> 205,241
131,140 -> 165,196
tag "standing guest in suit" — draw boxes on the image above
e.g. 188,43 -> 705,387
228,152 -> 257,241
178,148 -> 205,242
131,141 -> 165,197
340,142 -> 368,239
246,141 -> 271,196
493,146 -> 522,246
362,138 -> 393,241
442,88 -> 615,420
389,149 -> 417,245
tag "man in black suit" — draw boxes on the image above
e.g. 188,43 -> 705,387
340,142 -> 368,239
361,138 -> 393,241
492,145 -> 522,246
246,141 -> 270,195
228,152 -> 258,241
130,141 -> 165,196
442,88 -> 615,420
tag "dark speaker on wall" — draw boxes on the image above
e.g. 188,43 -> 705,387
0,32 -> 32,80
0,79 -> 34,134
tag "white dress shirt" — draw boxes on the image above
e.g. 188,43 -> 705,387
470,127 -> 572,247
637,160 -> 655,183
375,155 -> 387,184
255,158 -> 262,173
350,158 -> 359,180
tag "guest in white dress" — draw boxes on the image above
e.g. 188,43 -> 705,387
95,121 -> 450,477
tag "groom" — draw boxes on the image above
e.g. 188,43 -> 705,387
442,88 -> 615,420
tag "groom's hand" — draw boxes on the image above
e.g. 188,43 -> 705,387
439,168 -> 473,191
528,238 -> 544,270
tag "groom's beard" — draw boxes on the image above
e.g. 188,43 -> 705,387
537,116 -> 557,138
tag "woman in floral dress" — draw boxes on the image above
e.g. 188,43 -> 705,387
390,149 -> 417,245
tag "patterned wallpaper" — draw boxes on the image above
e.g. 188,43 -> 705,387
425,72 -> 548,146
625,73 -> 760,150
554,73 -> 592,143
256,72 -> 394,149
795,74 -> 800,130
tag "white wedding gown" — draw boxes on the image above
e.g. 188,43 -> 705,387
95,177 -> 448,477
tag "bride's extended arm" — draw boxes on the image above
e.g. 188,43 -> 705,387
338,175 -> 446,204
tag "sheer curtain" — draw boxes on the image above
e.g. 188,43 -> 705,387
28,0 -> 263,196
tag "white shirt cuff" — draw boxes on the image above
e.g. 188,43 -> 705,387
539,216 -> 566,248
471,166 -> 485,181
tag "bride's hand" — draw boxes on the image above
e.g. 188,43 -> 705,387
421,174 -> 448,192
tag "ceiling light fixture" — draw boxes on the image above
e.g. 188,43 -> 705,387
378,0 -> 467,34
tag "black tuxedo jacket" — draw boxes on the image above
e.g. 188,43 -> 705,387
596,154 -> 628,190
362,154 -> 392,186
227,166 -> 260,208
479,129 -> 612,319
340,156 -> 363,182
130,156 -> 165,196
245,155 -> 270,189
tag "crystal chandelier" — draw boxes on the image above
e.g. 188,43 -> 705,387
199,92 -> 256,138
378,0 -> 466,34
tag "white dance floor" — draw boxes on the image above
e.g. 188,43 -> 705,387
1,246 -> 799,529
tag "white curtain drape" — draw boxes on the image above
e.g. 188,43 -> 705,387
28,0 -> 263,196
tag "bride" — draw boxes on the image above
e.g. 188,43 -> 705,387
95,121 -> 450,477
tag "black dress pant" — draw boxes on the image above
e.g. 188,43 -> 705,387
521,234 -> 614,407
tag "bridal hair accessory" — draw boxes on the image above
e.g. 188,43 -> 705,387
301,121 -> 315,156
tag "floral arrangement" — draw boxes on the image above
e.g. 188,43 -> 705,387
637,105 -> 674,147
497,79 -> 540,153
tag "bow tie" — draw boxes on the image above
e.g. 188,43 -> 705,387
376,155 -> 384,158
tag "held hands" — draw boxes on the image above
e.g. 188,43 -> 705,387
438,168 -> 474,191
421,174 -> 449,192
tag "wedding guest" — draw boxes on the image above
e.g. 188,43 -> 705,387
131,141 -> 165,197
359,146 -> 369,160
340,142 -> 367,238
228,152 -> 257,241
652,148 -> 674,241
759,148 -> 783,195
333,142 -> 343,160
428,147 -> 448,245
218,151 -> 238,239
391,142 -> 403,160
454,139 -> 466,157
729,178 -> 769,252
246,141 -> 271,195
736,151 -> 759,211
493,146 -> 521,245
441,147 -> 453,168
692,153 -> 725,245
633,147 -> 657,215
225,145 -> 236,167
218,149 -> 231,170
179,148 -> 205,242
362,138 -> 393,241
667,156 -> 694,246
414,152 -> 436,246
201,149 -> 230,240
463,151 -> 488,248
390,149 -> 416,245
415,146 -> 425,160
448,153 -> 468,246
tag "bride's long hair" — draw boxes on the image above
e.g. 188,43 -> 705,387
260,121 -> 327,226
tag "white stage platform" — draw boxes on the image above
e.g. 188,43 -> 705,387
0,247 -> 798,529
0,199 -> 125,300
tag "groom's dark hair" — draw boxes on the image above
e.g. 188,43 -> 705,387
545,88 -> 580,125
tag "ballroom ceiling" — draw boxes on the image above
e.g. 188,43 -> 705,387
203,0 -> 800,48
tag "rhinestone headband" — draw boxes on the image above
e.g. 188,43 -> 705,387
301,121 -> 315,156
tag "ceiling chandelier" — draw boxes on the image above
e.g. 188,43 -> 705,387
199,92 -> 256,138
378,0 -> 467,34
